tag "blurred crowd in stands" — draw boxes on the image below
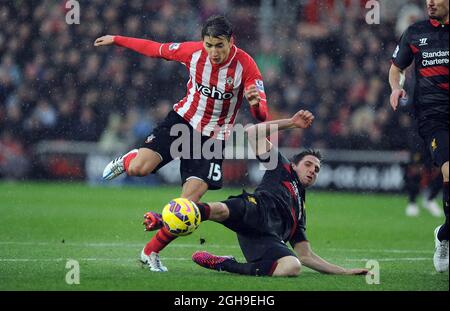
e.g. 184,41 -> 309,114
0,0 -> 427,178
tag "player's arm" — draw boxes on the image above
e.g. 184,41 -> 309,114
389,28 -> 414,111
94,35 -> 198,64
389,64 -> 407,111
245,110 -> 314,156
244,85 -> 268,121
243,57 -> 269,121
94,35 -> 162,58
293,241 -> 369,275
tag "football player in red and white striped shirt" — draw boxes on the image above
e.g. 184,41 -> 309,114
94,16 -> 269,271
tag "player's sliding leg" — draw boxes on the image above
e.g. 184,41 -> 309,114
192,251 -> 301,277
434,161 -> 449,273
102,148 -> 162,180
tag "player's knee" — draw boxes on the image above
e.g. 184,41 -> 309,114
184,191 -> 204,203
273,256 -> 302,277
441,161 -> 449,181
285,260 -> 302,277
182,187 -> 208,203
181,179 -> 209,202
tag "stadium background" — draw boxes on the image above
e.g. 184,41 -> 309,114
0,0 -> 448,293
0,0 -> 430,192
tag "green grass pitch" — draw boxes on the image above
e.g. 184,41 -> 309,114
0,181 -> 448,291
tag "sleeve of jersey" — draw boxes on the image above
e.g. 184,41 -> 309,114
159,41 -> 203,64
391,28 -> 414,70
113,36 -> 163,58
256,149 -> 287,171
243,58 -> 269,121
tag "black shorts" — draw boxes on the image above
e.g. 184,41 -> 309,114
220,192 -> 296,263
418,118 -> 449,168
237,234 -> 297,263
140,110 -> 225,190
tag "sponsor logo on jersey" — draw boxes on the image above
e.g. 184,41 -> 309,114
169,43 -> 180,51
255,79 -> 265,92
195,82 -> 234,100
421,50 -> 449,66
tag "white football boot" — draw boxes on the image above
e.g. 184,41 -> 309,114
433,226 -> 449,273
140,249 -> 168,272
102,149 -> 138,180
405,203 -> 419,217
423,199 -> 443,217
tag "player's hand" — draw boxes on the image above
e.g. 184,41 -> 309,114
94,35 -> 115,47
344,268 -> 371,275
389,88 -> 407,111
244,85 -> 261,107
290,110 -> 314,129
143,212 -> 163,231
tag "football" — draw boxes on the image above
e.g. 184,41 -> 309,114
162,198 -> 201,236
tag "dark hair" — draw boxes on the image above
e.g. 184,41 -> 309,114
292,149 -> 322,165
201,15 -> 233,40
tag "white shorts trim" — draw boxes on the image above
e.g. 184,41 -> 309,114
185,176 -> 205,183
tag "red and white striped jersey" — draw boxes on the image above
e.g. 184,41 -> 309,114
114,37 -> 268,140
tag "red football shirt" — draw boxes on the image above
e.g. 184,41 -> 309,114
114,36 -> 268,140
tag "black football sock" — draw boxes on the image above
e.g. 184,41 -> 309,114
406,170 -> 420,203
437,182 -> 449,241
427,173 -> 442,201
196,203 -> 210,221
220,259 -> 278,276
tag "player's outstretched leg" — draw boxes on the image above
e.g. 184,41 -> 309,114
102,149 -> 138,180
192,251 -> 282,276
192,251 -> 236,271
103,148 -> 162,180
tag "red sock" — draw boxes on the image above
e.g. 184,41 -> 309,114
144,227 -> 177,255
124,152 -> 137,173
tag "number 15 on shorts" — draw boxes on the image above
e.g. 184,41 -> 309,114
208,163 -> 222,181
